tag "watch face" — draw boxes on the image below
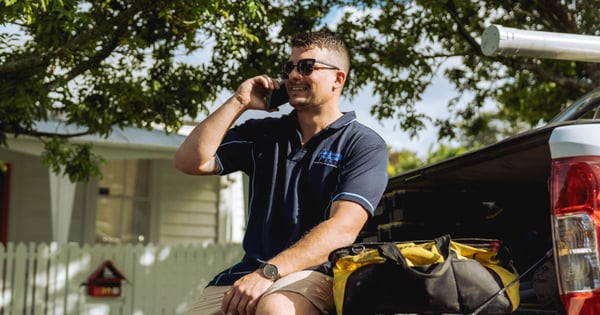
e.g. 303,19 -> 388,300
262,263 -> 279,280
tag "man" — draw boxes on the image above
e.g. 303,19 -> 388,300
174,31 -> 389,315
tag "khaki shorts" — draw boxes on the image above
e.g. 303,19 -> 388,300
186,270 -> 334,315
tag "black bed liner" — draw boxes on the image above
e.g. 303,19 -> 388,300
388,120 -> 600,191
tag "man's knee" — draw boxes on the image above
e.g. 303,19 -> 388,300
256,291 -> 320,315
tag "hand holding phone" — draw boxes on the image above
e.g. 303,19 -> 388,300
265,82 -> 289,110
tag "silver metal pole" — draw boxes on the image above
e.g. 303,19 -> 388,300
481,25 -> 600,63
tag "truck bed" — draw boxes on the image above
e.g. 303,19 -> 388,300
365,120 -> 600,314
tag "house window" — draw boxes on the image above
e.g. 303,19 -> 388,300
96,160 -> 150,244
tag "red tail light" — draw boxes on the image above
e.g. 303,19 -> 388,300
551,157 -> 600,314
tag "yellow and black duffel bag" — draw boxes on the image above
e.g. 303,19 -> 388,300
329,234 -> 520,315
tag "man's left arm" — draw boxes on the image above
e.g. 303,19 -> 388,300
220,200 -> 368,315
274,132 -> 389,271
222,138 -> 388,314
269,200 -> 369,274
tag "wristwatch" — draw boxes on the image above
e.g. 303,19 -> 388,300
259,263 -> 281,281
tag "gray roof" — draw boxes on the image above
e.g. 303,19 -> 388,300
33,121 -> 187,151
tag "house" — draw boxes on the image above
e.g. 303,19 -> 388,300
0,121 -> 246,245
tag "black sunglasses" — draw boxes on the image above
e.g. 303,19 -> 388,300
280,58 -> 340,79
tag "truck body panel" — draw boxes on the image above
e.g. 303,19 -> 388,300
373,91 -> 600,313
365,25 -> 600,314
549,124 -> 600,158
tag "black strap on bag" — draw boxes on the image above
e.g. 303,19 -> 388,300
378,234 -> 452,279
372,234 -> 508,314
468,248 -> 554,315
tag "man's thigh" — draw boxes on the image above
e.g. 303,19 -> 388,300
186,271 -> 333,315
262,270 -> 334,314
186,285 -> 231,315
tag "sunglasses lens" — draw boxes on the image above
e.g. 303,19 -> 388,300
279,59 -> 316,79
298,59 -> 314,76
282,61 -> 294,75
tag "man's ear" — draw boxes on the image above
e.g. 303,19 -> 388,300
333,70 -> 347,90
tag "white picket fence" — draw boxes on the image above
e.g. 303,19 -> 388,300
0,242 -> 244,315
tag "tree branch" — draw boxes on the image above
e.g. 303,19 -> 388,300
27,116 -> 130,139
503,58 -> 593,92
32,130 -> 92,138
43,22 -> 126,90
444,0 -> 481,52
421,52 -> 470,59
0,2 -> 140,76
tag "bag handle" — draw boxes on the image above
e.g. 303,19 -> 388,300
467,248 -> 554,315
377,234 -> 452,279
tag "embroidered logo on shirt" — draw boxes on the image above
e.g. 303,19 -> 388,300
315,149 -> 342,167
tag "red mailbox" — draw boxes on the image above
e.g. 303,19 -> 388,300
86,260 -> 127,297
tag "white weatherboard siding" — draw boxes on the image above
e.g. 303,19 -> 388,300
157,159 -> 221,244
2,123 -> 248,245
2,149 -> 53,242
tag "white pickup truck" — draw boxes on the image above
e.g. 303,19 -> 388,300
365,26 -> 600,315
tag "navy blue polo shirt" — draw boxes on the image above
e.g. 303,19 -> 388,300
209,110 -> 388,285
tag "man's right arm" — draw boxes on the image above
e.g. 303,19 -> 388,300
172,75 -> 280,175
173,95 -> 246,175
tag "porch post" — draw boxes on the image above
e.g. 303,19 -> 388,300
217,172 -> 245,243
49,170 -> 76,243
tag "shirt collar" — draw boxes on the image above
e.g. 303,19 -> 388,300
284,110 -> 357,131
328,111 -> 357,130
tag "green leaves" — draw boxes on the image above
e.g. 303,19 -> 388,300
2,0 -> 272,182
340,0 -> 599,147
41,138 -> 104,182
2,0 -> 599,182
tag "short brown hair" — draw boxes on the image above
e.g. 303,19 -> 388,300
291,31 -> 350,72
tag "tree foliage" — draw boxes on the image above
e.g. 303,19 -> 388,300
335,0 -> 600,142
1,0 -> 271,181
387,149 -> 423,177
2,0 -> 599,181
388,144 -> 467,176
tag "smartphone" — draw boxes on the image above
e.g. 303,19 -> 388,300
265,82 -> 289,110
